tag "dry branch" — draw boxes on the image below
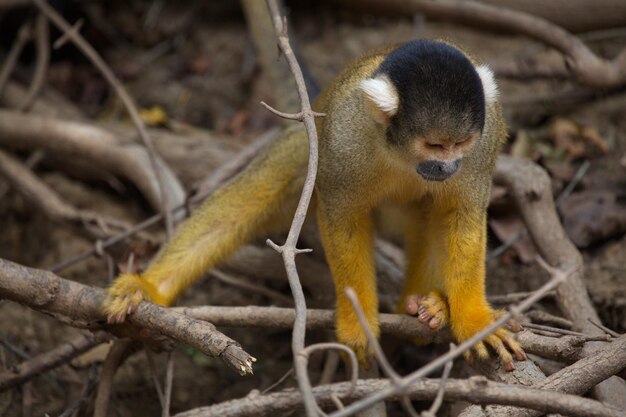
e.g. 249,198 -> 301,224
179,306 -> 617,376
0,331 -> 110,392
18,13 -> 49,112
241,0 -> 300,117
0,258 -> 254,375
495,155 -> 626,407
338,0 -> 626,88
173,377 -> 623,417
0,149 -> 150,240
32,0 -> 175,237
0,22 -> 31,97
262,1 -> 327,416
0,109 -> 183,214
93,338 -> 133,417
480,0 -> 626,33
461,334 -> 626,417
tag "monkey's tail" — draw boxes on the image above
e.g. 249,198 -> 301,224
140,127 -> 309,305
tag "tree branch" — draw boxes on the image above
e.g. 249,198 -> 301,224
0,258 -> 255,375
173,377 -> 623,417
338,0 -> 626,88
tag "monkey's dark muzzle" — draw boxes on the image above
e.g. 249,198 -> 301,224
416,159 -> 461,182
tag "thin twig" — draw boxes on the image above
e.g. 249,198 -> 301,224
345,288 -> 400,382
301,343 -> 359,402
422,344 -> 455,417
32,0 -> 174,238
263,1 -> 325,415
93,339 -> 133,417
163,352 -> 174,417
146,350 -> 166,409
0,332 -> 110,392
0,22 -> 32,99
211,269 -> 294,306
57,364 -> 98,417
261,368 -> 294,395
19,13 -> 49,112
587,319 -> 621,338
555,159 -> 590,207
173,377 -> 623,417
523,323 -> 611,340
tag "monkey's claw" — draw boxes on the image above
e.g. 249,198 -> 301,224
405,292 -> 448,332
103,273 -> 155,324
460,316 -> 527,371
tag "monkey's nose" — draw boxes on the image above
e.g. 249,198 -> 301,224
416,159 -> 461,181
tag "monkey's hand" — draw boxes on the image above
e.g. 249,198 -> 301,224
450,305 -> 526,371
405,291 -> 448,332
103,273 -> 165,324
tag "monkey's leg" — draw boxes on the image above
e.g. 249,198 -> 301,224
438,208 -> 526,370
399,205 -> 449,332
104,129 -> 307,322
317,204 -> 377,363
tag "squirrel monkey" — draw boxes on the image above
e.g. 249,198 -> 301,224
104,39 -> 526,369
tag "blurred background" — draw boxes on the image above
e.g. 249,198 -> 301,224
0,1 -> 625,416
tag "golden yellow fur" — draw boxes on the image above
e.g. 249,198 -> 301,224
104,40 -> 525,368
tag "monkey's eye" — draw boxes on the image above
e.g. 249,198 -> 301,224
455,137 -> 474,148
425,142 -> 444,149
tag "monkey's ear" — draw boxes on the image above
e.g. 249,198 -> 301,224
360,75 -> 399,124
476,65 -> 499,104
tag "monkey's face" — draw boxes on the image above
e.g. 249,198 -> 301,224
412,130 -> 480,181
359,40 -> 499,183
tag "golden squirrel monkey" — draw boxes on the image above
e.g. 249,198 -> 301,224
104,39 -> 527,370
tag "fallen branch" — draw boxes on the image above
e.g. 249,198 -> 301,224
0,149 -> 154,240
173,377 -> 623,417
0,258 -> 254,375
32,0 -> 175,237
179,306 -> 615,374
0,22 -> 31,97
18,12 -> 49,111
494,155 -> 626,408
461,334 -> 626,417
0,331 -> 110,392
0,109 -> 183,214
262,1 -> 328,416
338,0 -> 626,88
179,305 -> 446,342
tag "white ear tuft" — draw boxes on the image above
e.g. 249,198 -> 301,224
360,76 -> 399,116
476,65 -> 498,104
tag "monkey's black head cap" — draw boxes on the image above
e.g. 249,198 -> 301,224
378,40 -> 486,145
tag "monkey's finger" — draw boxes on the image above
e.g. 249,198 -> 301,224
126,290 -> 143,316
506,318 -> 524,333
405,295 -> 423,315
418,311 -> 432,324
485,334 -> 515,371
463,349 -> 474,364
429,316 -> 442,330
496,328 -> 527,361
472,341 -> 490,360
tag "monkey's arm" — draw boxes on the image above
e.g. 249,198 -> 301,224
317,202 -> 378,362
441,205 -> 526,369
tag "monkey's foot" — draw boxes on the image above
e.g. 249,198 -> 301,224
103,273 -> 160,324
454,309 -> 527,372
405,292 -> 448,332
